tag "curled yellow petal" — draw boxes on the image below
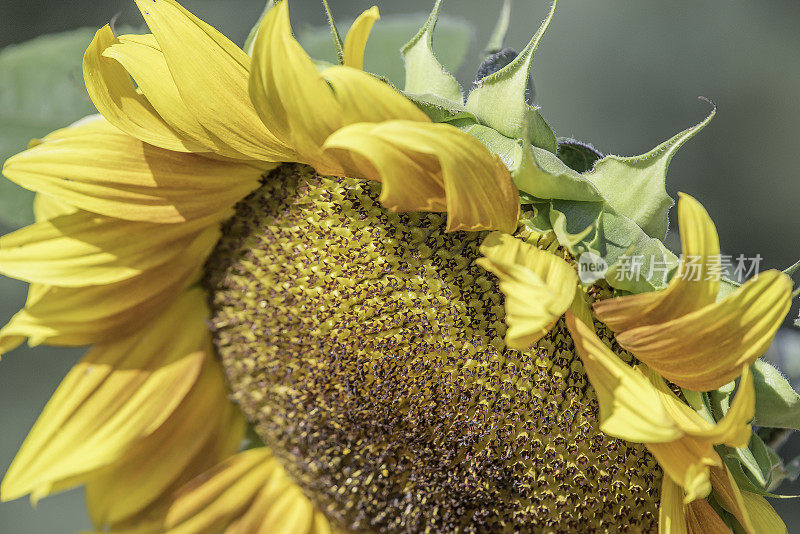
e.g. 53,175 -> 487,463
250,0 -> 342,162
616,270 -> 792,391
2,118 -> 263,223
343,6 -> 380,70
322,66 -> 429,127
324,121 -> 519,233
594,193 -> 720,332
593,193 -> 792,391
564,311 -> 681,443
132,0 -> 294,162
645,365 -> 754,448
0,289 -> 211,503
84,26 -> 201,152
566,311 -> 758,502
226,469 -> 326,534
646,438 -> 719,503
477,232 -> 578,349
250,1 -> 429,174
33,191 -> 77,221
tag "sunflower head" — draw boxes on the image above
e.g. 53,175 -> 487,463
0,1 -> 797,533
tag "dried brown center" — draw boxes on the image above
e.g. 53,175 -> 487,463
204,163 -> 661,533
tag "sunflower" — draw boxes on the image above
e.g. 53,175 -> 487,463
0,0 -> 795,532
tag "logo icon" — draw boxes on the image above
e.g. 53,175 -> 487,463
578,251 -> 608,284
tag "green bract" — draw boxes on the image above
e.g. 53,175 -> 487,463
401,0 -> 463,103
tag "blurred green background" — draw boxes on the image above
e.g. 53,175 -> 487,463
1,0 -> 798,531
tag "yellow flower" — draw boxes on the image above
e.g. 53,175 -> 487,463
0,0 -> 792,532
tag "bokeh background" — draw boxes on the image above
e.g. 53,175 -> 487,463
1,0 -> 798,531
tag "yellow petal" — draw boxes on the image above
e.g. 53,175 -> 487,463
225,468 -> 320,534
0,289 -> 210,502
646,438 -> 719,503
102,33 -> 267,160
162,448 -> 277,534
615,270 -> 792,390
33,192 -> 77,221
2,118 -> 263,223
324,121 -> 519,232
322,66 -> 430,127
739,492 -> 788,534
83,26 -> 203,152
0,208 -> 222,287
685,497 -> 731,533
343,6 -> 380,70
85,357 -> 245,527
564,311 -> 682,443
645,365 -> 754,447
249,0 -> 342,162
569,286 -> 596,331
659,476 -> 688,534
594,193 -> 720,331
133,0 -> 294,161
0,226 -> 218,354
710,464 -> 756,534
477,232 -> 578,349
643,368 -> 752,503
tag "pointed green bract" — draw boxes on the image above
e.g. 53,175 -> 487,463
466,1 -> 556,140
320,0 -> 345,65
485,0 -> 512,54
584,106 -> 716,240
401,0 -> 463,103
528,107 -> 557,153
244,0 -> 276,56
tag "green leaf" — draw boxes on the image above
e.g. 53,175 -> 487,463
557,139 -> 603,173
0,28 -> 98,229
465,0 -> 556,140
751,358 -> 800,430
298,13 -> 472,90
582,105 -> 715,240
243,1 -> 275,56
401,0 -> 463,103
